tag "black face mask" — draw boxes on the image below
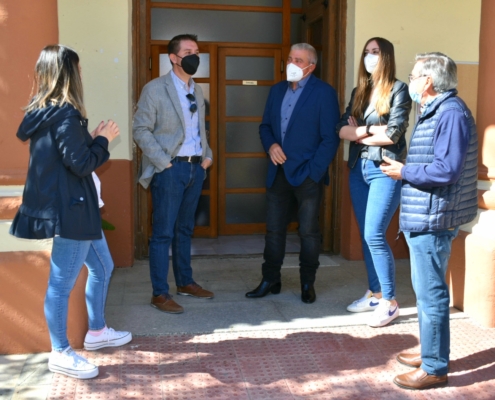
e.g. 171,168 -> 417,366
176,54 -> 200,75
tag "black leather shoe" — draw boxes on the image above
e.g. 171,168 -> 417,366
245,280 -> 281,298
301,284 -> 316,303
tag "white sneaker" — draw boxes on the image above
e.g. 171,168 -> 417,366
48,347 -> 98,379
368,299 -> 400,327
347,290 -> 381,312
84,327 -> 132,351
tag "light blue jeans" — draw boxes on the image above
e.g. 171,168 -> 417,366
349,158 -> 402,300
405,227 -> 459,376
44,232 -> 114,351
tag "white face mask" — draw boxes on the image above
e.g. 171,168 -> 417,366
364,53 -> 379,74
286,63 -> 311,82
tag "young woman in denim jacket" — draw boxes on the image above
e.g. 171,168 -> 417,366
337,37 -> 412,327
10,45 -> 132,379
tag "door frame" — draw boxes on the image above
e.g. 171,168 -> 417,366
132,0 -> 347,258
301,0 -> 347,253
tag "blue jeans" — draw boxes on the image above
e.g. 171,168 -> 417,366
349,158 -> 401,300
405,227 -> 459,376
149,160 -> 204,296
45,233 -> 114,351
262,168 -> 323,285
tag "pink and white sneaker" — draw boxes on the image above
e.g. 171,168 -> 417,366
84,327 -> 132,351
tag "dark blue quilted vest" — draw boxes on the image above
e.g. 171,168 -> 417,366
400,90 -> 478,232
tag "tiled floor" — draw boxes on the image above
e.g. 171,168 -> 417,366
2,251 -> 495,399
182,234 -> 300,256
12,320 -> 492,399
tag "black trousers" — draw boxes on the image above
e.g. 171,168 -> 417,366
262,168 -> 323,285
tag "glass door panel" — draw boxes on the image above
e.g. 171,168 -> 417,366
226,122 -> 265,153
152,0 -> 283,5
151,9 -> 282,43
225,86 -> 272,117
226,57 -> 275,80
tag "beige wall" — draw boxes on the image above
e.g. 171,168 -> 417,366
343,0 -> 482,158
57,0 -> 133,160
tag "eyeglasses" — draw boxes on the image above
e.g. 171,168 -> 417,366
186,93 -> 197,114
408,74 -> 427,82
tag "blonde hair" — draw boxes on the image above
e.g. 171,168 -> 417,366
25,45 -> 86,117
351,37 -> 396,118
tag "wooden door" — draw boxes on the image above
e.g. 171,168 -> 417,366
217,47 -> 288,235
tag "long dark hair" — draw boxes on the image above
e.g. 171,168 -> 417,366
351,37 -> 396,118
25,45 -> 86,117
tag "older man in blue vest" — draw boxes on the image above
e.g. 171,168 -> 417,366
381,52 -> 478,390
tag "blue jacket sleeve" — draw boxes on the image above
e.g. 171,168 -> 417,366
259,85 -> 278,153
402,108 -> 470,187
52,116 -> 110,178
308,85 -> 341,182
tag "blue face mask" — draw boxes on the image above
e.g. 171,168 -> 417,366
409,82 -> 423,104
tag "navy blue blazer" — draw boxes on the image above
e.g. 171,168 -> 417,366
259,74 -> 341,188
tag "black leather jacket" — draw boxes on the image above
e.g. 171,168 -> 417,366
336,80 -> 412,168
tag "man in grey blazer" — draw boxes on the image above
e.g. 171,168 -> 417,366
133,34 -> 213,314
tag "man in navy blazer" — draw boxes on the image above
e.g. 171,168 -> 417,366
245,43 -> 340,303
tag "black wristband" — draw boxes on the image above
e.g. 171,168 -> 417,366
366,124 -> 372,135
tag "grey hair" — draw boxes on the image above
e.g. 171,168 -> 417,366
415,52 -> 457,93
291,43 -> 318,65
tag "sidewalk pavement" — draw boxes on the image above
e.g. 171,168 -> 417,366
2,255 -> 495,399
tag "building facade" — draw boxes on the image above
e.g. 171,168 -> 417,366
0,0 -> 493,354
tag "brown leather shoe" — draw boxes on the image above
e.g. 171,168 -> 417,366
397,352 -> 422,368
177,283 -> 214,299
394,368 -> 447,390
151,294 -> 184,314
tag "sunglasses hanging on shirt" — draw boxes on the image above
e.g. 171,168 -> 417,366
186,93 -> 197,116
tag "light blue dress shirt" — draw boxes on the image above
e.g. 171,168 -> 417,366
280,74 -> 310,144
171,70 -> 202,157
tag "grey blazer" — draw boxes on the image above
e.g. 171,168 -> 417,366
133,71 -> 213,188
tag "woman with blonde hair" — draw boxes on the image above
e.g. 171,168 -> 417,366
10,45 -> 131,379
337,37 -> 412,327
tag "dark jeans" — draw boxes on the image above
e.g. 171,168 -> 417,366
262,167 -> 323,285
149,160 -> 204,296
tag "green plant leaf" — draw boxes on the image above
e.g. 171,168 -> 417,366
102,218 -> 116,231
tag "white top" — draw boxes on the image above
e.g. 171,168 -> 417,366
92,172 -> 104,208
